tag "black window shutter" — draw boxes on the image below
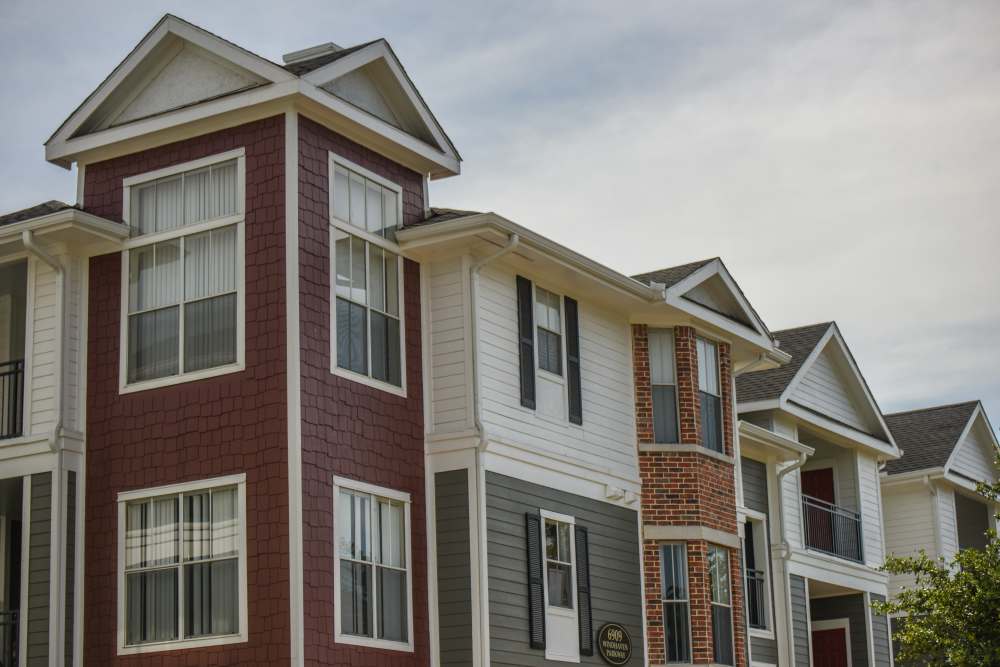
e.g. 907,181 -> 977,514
525,512 -> 546,649
575,525 -> 594,655
564,296 -> 583,425
516,276 -> 536,409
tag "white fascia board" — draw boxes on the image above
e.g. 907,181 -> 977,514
739,421 -> 815,459
879,467 -> 945,487
46,14 -> 294,154
0,209 -> 128,246
781,401 -> 898,459
943,402 -> 1000,477
668,259 -> 772,337
737,399 -> 781,414
397,213 -> 662,302
786,551 -> 889,594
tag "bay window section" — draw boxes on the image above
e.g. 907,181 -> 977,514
123,152 -> 244,389
708,545 -> 734,666
660,543 -> 691,663
697,337 -> 723,453
334,479 -> 412,650
649,329 -> 679,443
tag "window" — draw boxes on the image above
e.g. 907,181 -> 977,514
697,337 -> 723,453
329,154 -> 405,393
649,329 -> 679,443
121,151 -> 245,391
334,477 -> 412,651
743,518 -> 771,632
708,545 -> 734,665
660,543 -> 691,663
537,510 -> 581,662
535,287 -> 563,376
544,517 -> 574,609
117,475 -> 246,653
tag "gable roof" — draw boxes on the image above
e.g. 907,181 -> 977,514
883,401 -> 981,475
736,322 -> 832,403
0,201 -> 76,227
633,258 -> 716,289
45,15 -> 460,178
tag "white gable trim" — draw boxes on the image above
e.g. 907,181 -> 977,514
302,40 -> 459,162
943,403 -> 1000,480
780,324 -> 896,449
46,15 -> 294,155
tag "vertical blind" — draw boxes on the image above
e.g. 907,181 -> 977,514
127,159 -> 240,384
124,486 -> 240,646
332,162 -> 400,242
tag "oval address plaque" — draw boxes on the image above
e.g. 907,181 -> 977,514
597,623 -> 632,665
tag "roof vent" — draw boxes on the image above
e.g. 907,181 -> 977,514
282,42 -> 343,65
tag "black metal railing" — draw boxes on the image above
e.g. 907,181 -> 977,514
802,494 -> 864,563
0,359 -> 25,440
745,568 -> 768,629
0,610 -> 17,667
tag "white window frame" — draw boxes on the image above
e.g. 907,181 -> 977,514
708,543 -> 736,666
327,152 -> 407,397
118,148 -> 247,394
533,286 -> 565,380
115,473 -> 249,655
660,541 -> 693,664
649,328 -> 681,444
332,476 -> 414,652
742,510 -> 774,639
539,509 -> 579,663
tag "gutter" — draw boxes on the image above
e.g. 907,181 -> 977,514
21,230 -> 65,449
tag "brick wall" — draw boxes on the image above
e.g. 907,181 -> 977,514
297,115 -> 429,667
635,324 -> 745,666
83,117 -> 291,666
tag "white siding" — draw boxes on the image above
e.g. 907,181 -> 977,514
857,451 -> 884,567
935,486 -> 958,562
782,470 -> 804,549
791,346 -> 872,434
475,263 -> 638,482
427,257 -> 472,435
28,260 -> 59,433
950,419 -> 999,484
882,485 -> 935,597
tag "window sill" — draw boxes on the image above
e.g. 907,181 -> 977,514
118,632 -> 247,656
331,366 -> 407,398
749,627 -> 775,640
638,443 -> 734,464
119,361 -> 245,395
334,633 -> 414,652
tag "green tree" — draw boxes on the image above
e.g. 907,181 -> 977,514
874,465 -> 1000,666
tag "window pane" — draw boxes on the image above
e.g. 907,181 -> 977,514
660,544 -> 688,601
333,165 -> 350,223
337,490 -> 355,559
126,569 -> 178,645
698,338 -> 719,395
664,602 -> 691,662
212,487 -> 239,559
184,492 -> 212,561
546,562 -> 572,608
385,253 -> 399,317
371,311 -> 388,383
185,559 -> 239,638
700,392 -> 723,453
369,245 -> 385,313
211,161 -> 238,219
338,491 -> 371,561
185,225 -> 237,301
652,385 -> 679,444
156,176 -> 184,233
336,299 -> 368,375
537,329 -> 562,375
130,240 -> 181,312
709,547 -> 730,604
341,561 -> 373,637
334,229 -> 351,298
349,172 -> 366,229
128,245 -> 155,312
649,329 -> 675,385
712,604 -> 734,665
381,187 -> 398,242
366,180 -> 383,234
132,183 -> 157,236
350,236 -> 367,304
184,168 -> 211,225
128,306 -> 179,383
374,500 -> 405,568
184,293 -> 237,372
377,567 -> 407,642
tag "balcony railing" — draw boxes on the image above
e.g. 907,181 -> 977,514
802,494 -> 864,563
745,568 -> 767,629
0,610 -> 17,667
0,359 -> 25,440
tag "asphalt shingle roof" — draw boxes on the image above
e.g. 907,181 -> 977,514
0,201 -> 75,227
632,258 -> 716,289
735,322 -> 832,404
281,41 -> 378,76
883,401 -> 979,475
405,207 -> 482,229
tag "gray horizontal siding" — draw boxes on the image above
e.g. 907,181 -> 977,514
810,593 -> 868,667
436,470 -> 474,667
485,471 -> 644,666
741,457 -> 769,517
790,574 -> 810,667
869,594 -> 891,667
27,472 -> 51,667
751,635 -> 779,664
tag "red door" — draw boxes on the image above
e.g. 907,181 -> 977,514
802,468 -> 835,551
812,628 -> 849,667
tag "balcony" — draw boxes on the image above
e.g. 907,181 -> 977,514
0,610 -> 17,667
0,360 -> 24,440
802,494 -> 864,563
745,568 -> 767,629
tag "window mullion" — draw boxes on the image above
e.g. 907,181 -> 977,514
177,492 -> 185,641
370,493 -> 379,640
178,235 -> 186,375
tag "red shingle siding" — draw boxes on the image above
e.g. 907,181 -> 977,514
83,117 -> 291,666
297,115 -> 429,666
635,324 -> 744,666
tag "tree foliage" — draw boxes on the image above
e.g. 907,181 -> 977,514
873,465 -> 1000,666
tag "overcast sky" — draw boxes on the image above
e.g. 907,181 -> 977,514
2,1 -> 998,434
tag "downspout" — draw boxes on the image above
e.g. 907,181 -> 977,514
21,230 -> 65,449
776,452 -> 808,662
469,233 -> 520,667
